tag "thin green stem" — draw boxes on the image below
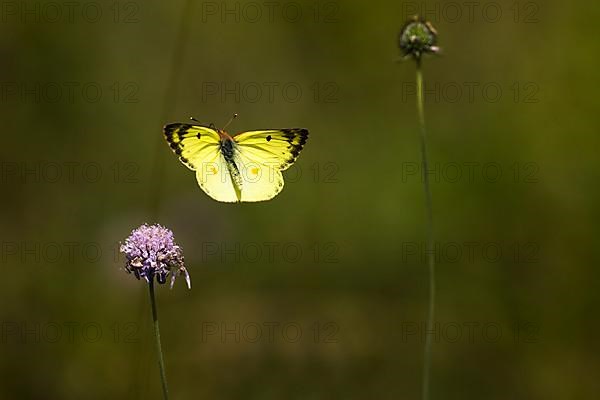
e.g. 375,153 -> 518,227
148,0 -> 194,219
416,59 -> 436,400
148,280 -> 169,400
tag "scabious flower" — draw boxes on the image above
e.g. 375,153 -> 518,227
120,224 -> 190,289
398,15 -> 440,61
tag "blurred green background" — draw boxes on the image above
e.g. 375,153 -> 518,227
1,0 -> 599,398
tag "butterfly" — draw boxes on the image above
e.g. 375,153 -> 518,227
164,116 -> 308,202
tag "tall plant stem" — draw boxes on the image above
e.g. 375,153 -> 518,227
416,59 -> 436,400
148,0 -> 194,219
148,280 -> 169,400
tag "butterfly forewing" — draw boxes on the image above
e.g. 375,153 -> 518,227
164,124 -> 221,170
233,129 -> 308,170
232,145 -> 285,202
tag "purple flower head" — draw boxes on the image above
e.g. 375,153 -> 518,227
120,224 -> 191,289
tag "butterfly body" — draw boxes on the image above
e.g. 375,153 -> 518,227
164,123 -> 308,203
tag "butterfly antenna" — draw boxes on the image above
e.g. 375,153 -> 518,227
222,113 -> 238,131
189,116 -> 201,123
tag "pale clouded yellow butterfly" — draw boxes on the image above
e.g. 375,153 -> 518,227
164,115 -> 308,202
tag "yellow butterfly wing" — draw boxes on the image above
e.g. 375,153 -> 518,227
233,129 -> 308,170
164,123 -> 220,170
164,123 -> 239,202
232,129 -> 308,202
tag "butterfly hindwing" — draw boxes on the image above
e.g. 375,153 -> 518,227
194,150 -> 240,203
232,145 -> 285,202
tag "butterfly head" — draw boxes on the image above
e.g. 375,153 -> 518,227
201,113 -> 238,141
217,129 -> 234,141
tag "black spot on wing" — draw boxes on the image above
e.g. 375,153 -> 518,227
164,123 -> 210,141
266,135 -> 272,142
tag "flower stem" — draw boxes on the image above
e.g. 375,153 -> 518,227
416,58 -> 436,400
148,280 -> 169,400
